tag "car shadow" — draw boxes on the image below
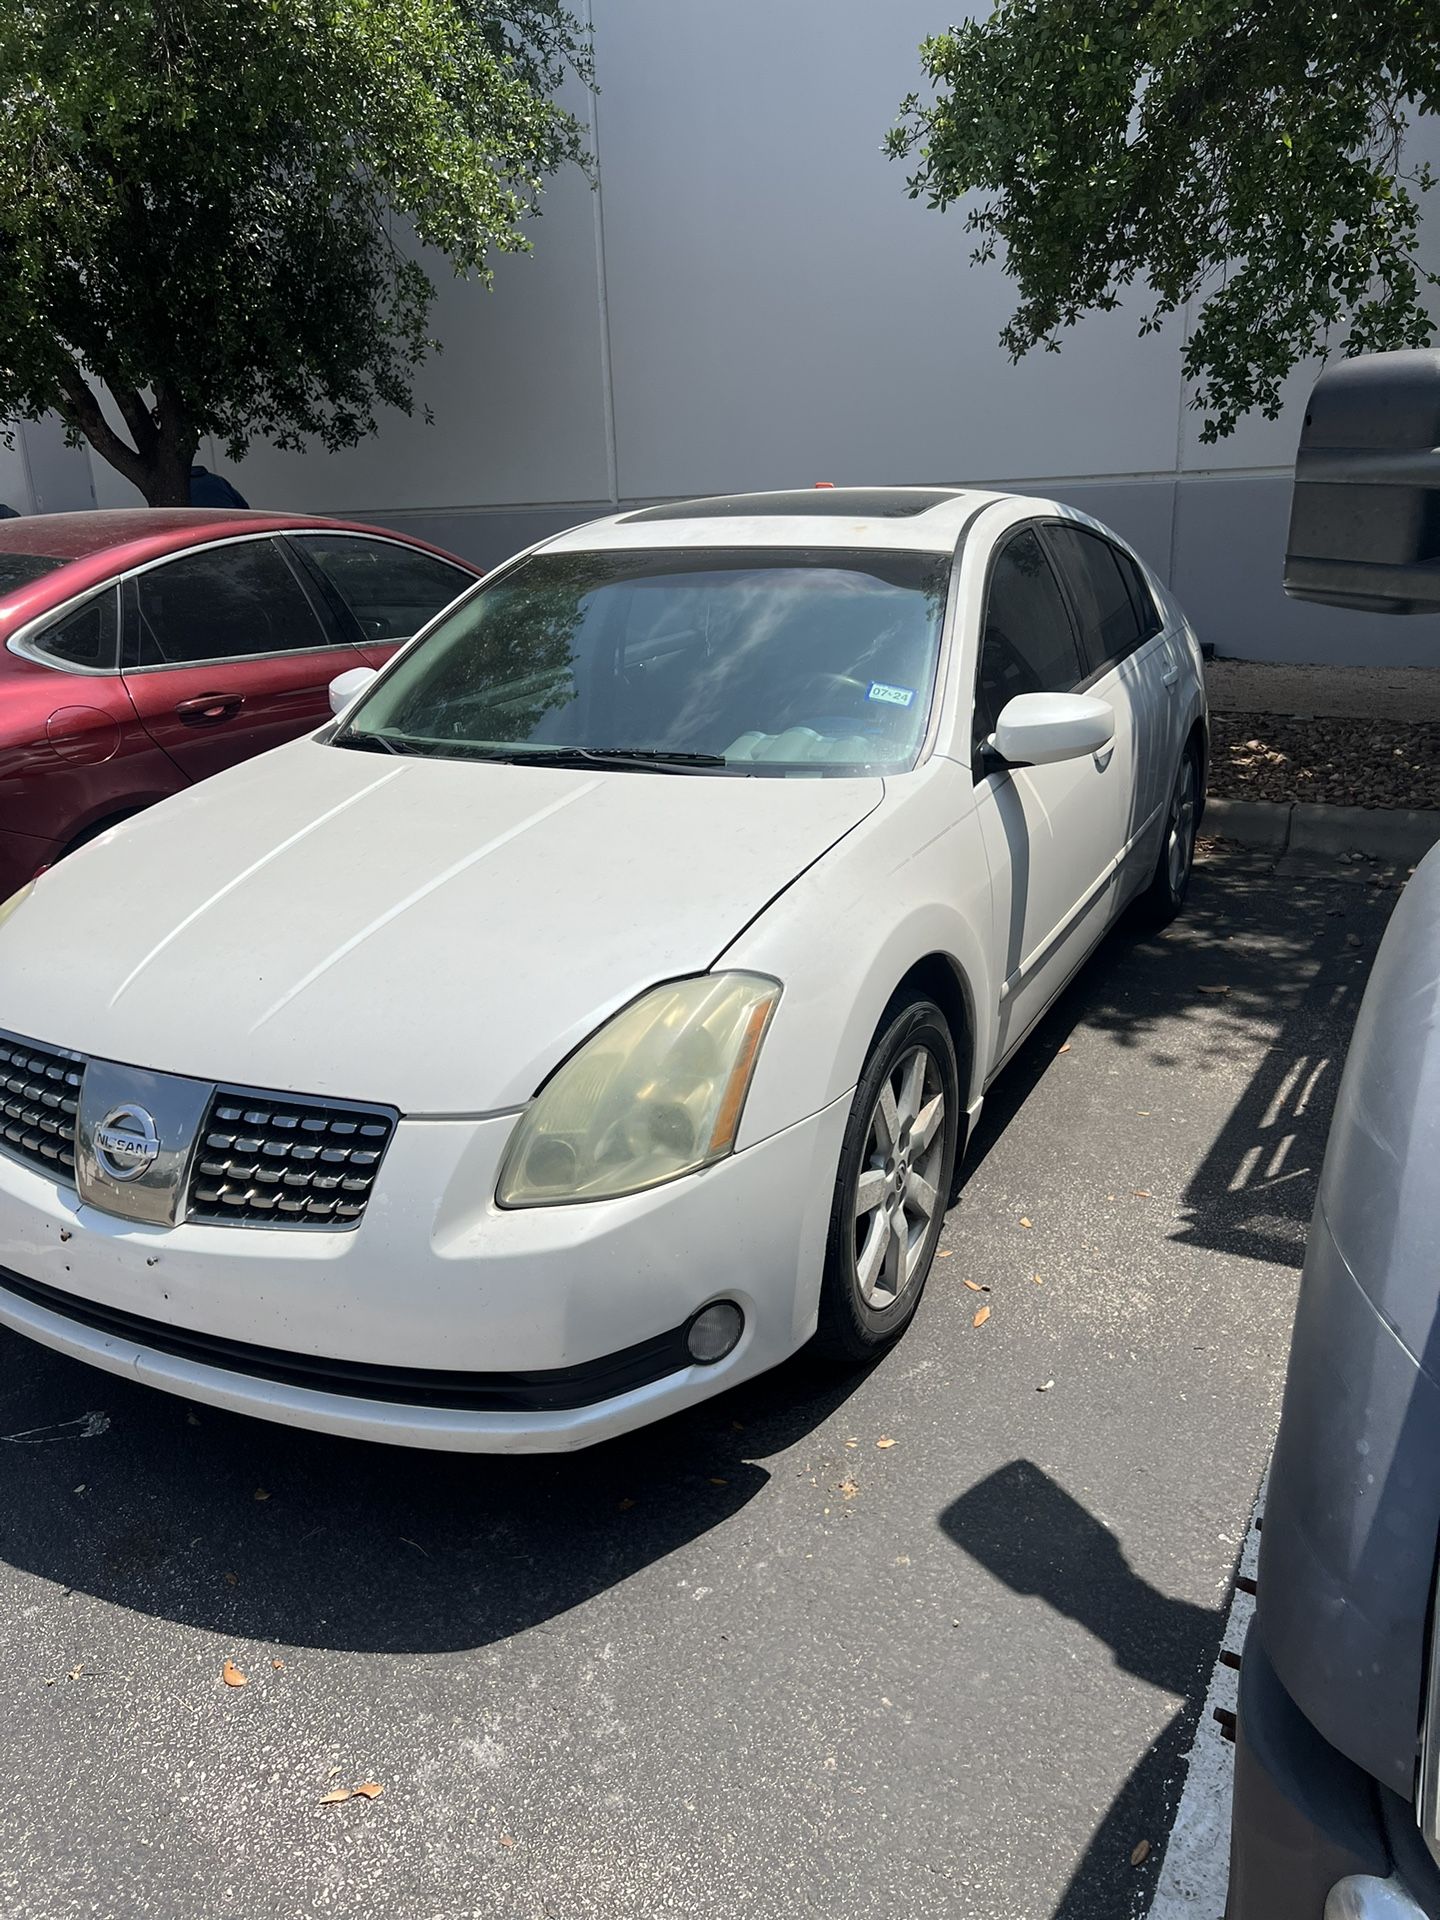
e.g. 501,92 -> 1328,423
940,1460 -> 1224,1919
0,1331 -> 874,1656
959,846 -> 1399,1271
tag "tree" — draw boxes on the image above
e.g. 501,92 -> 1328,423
888,2 -> 1440,440
0,0 -> 590,504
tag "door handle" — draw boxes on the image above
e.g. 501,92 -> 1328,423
174,692 -> 244,724
1161,657 -> 1181,688
1094,742 -> 1115,770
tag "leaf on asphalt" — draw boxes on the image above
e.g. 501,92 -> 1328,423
498,1833 -> 515,1848
1032,1273 -> 1044,1285
973,1305 -> 991,1328
876,1436 -> 896,1449
838,1478 -> 860,1499
844,1439 -> 859,1449
1196,984 -> 1231,996
962,1279 -> 990,1292
221,1659 -> 248,1688
937,1249 -> 953,1258
1037,1380 -> 1055,1393
617,1496 -> 636,1511
67,1664 -> 83,1681
223,1571 -> 238,1586
1058,1043 -> 1071,1054
1130,1839 -> 1150,1866
319,1781 -> 383,1806
1133,1189 -> 1153,1198
254,1488 -> 270,1502
271,1658 -> 285,1670
708,1476 -> 728,1486
1019,1216 -> 1033,1229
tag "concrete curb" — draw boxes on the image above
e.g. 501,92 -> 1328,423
1205,796 -> 1440,865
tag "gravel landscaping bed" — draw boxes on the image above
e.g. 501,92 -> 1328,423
1208,712 -> 1440,811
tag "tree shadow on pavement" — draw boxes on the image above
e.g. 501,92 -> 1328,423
0,1332 -> 872,1656
960,847 -> 1400,1271
941,1459 -> 1223,1919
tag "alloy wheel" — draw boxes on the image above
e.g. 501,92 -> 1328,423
851,1044 -> 947,1310
1167,754 -> 1198,897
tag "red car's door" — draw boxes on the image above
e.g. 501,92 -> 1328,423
120,536 -> 368,783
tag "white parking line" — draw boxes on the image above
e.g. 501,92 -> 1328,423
1148,1487 -> 1265,1919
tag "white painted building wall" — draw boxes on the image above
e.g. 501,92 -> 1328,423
87,0 -> 1440,664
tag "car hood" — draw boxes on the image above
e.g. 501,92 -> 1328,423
0,740 -> 883,1113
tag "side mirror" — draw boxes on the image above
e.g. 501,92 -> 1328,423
1286,348 -> 1440,613
328,665 -> 379,716
990,692 -> 1115,768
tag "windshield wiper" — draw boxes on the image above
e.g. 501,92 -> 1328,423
331,728 -> 432,757
486,746 -> 728,771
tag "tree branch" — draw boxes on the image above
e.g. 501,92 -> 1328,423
108,379 -> 159,459
52,362 -> 149,491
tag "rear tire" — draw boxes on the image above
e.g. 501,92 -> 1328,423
813,994 -> 961,1364
1138,741 -> 1201,928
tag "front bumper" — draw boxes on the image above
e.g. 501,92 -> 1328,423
0,1094 -> 850,1451
1227,1633 -> 1440,1920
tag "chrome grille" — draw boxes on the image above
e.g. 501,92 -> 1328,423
186,1089 -> 397,1229
0,1031 -> 83,1182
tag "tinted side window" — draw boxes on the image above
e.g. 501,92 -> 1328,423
294,536 -> 472,644
30,587 -> 119,669
133,541 -> 330,668
1112,546 -> 1164,641
976,527 -> 1084,742
1045,525 -> 1143,675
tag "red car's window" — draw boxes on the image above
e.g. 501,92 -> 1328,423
132,539 -> 333,667
0,553 -> 65,596
293,535 -> 473,644
27,587 -> 120,670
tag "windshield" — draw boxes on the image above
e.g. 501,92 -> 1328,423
336,547 -> 951,774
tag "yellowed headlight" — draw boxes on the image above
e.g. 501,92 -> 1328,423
497,973 -> 781,1207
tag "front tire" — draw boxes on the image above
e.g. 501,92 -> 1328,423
813,995 -> 961,1364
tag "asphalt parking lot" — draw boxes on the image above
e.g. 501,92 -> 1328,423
0,842 -> 1403,1920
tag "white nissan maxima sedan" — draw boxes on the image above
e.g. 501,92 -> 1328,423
0,487 -> 1206,1451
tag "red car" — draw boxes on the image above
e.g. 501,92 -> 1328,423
0,510 -> 479,899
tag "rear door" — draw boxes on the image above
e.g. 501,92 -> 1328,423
286,533 -> 475,667
1042,521 -> 1173,878
120,537 -> 368,783
971,524 -> 1134,1062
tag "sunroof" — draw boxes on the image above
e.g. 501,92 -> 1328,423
621,488 -> 965,524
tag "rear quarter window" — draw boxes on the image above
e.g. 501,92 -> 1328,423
27,587 -> 120,669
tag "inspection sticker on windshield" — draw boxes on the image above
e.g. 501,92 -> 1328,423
867,682 -> 915,708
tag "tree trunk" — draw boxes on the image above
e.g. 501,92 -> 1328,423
136,446 -> 194,507
53,364 -> 197,508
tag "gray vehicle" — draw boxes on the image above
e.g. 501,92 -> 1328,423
1227,350 -> 1440,1919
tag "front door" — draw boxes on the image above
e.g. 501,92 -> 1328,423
971,525 -> 1136,1065
121,537 -> 367,784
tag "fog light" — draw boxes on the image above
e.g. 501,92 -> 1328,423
687,1300 -> 744,1364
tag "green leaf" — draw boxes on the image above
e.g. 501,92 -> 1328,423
888,0 -> 1440,439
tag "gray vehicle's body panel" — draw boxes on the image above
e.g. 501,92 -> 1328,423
1258,841 -> 1440,1794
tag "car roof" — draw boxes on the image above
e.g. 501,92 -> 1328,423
539,486 -> 1008,557
0,510 -> 477,634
